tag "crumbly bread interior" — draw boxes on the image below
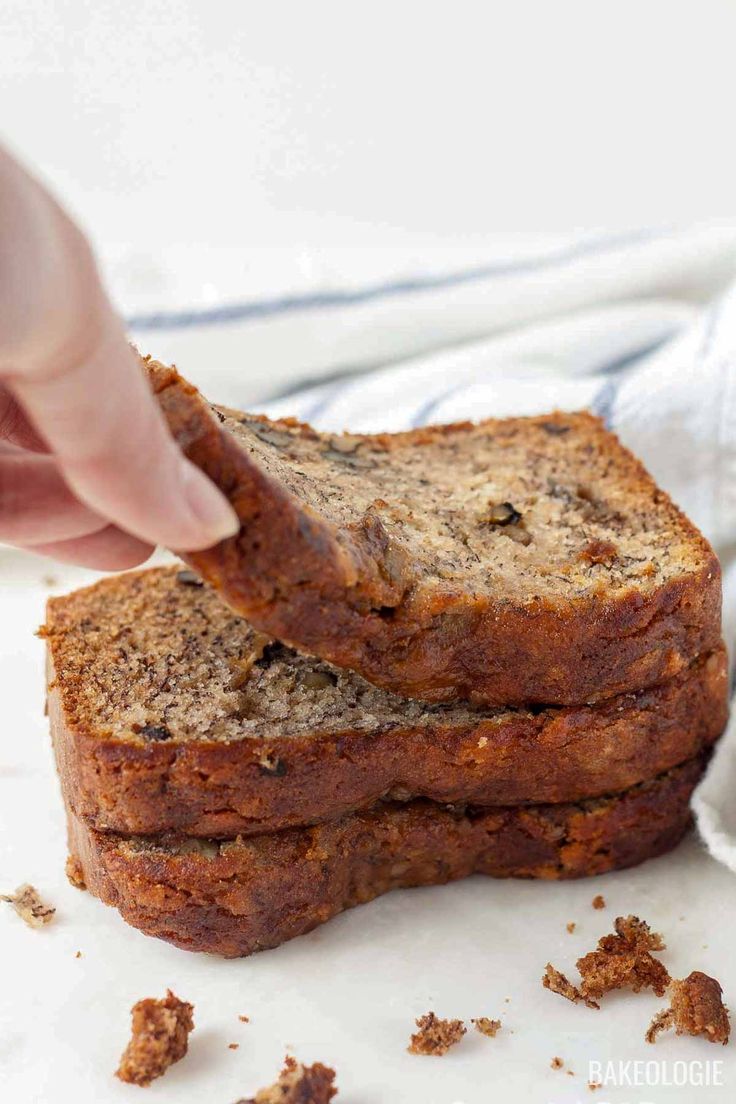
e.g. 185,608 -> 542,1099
220,408 -> 710,601
46,566 -> 522,745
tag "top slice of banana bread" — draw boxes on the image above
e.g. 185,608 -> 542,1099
146,356 -> 721,706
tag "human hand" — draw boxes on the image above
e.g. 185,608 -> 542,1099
0,146 -> 239,569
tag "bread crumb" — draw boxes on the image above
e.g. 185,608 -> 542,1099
65,856 -> 86,890
42,574 -> 59,588
116,989 -> 194,1086
551,1056 -> 564,1070
239,1014 -> 250,1023
592,895 -> 605,910
567,1070 -> 575,1077
545,916 -> 669,1007
577,915 -> 669,1001
75,950 -> 82,959
542,964 -> 599,1009
646,972 -> 730,1045
229,1043 -> 240,1050
589,1080 -> 602,1091
408,1012 -> 466,1056
472,1017 -> 501,1037
566,922 -> 576,934
0,884 -> 55,929
236,1056 -> 337,1103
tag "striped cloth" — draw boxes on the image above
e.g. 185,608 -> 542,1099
126,225 -> 736,873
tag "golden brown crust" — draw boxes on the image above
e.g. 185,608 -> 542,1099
45,567 -> 728,836
66,757 -> 703,957
647,972 -> 730,1045
145,357 -> 722,707
116,989 -> 194,1086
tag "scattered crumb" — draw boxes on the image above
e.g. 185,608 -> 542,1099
116,989 -> 194,1086
229,1043 -> 240,1050
589,1080 -> 602,1091
75,950 -> 82,959
504,997 -> 510,1003
42,574 -> 59,588
646,972 -> 730,1045
592,895 -> 606,910
0,884 -> 55,929
65,856 -> 86,890
542,963 -> 599,1009
566,922 -> 577,934
236,1056 -> 337,1103
545,916 -> 669,1008
577,915 -> 669,1001
408,1012 -> 466,1056
551,1056 -> 564,1070
239,1015 -> 250,1023
472,1017 -> 501,1037
567,1070 -> 575,1077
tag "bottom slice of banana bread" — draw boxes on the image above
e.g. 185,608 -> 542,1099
65,755 -> 706,957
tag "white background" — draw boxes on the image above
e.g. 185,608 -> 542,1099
3,2 -> 736,261
3,4 -> 736,1102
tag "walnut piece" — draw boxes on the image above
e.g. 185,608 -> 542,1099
236,1056 -> 337,1103
408,1012 -> 466,1056
0,884 -> 55,929
116,989 -> 194,1086
646,972 -> 730,1045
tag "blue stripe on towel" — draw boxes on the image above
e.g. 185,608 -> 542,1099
126,227 -> 664,331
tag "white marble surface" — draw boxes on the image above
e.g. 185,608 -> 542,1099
1,548 -> 735,1104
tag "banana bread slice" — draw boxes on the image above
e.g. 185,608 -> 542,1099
145,356 -> 721,706
65,756 -> 706,957
44,567 -> 727,837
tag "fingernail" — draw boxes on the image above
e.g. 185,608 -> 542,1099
181,460 -> 240,546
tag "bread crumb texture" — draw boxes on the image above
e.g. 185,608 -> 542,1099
543,915 -> 669,1008
592,894 -> 606,909
116,989 -> 194,1086
65,856 -> 86,890
408,1012 -> 467,1056
0,884 -> 55,929
551,1056 -> 564,1070
566,922 -> 577,934
472,1017 -> 501,1037
646,972 -> 730,1045
235,1056 -> 337,1103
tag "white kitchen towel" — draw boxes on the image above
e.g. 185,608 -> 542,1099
125,224 -> 736,871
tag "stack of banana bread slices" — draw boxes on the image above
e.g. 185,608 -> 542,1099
44,359 -> 729,957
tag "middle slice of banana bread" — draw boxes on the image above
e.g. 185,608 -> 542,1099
44,567 -> 728,838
